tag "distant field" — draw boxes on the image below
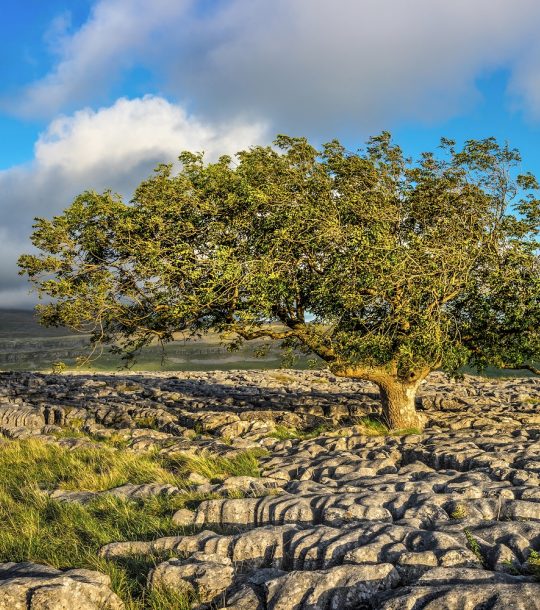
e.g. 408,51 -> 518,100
0,309 -> 533,377
0,309 -> 313,372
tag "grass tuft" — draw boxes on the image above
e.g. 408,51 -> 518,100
354,415 -> 389,435
464,528 -> 487,567
163,448 -> 268,482
450,504 -> 468,519
269,424 -> 332,441
352,416 -> 422,437
528,550 -> 540,579
0,437 -> 267,608
0,439 -> 177,492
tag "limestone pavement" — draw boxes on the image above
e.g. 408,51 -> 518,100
0,369 -> 539,608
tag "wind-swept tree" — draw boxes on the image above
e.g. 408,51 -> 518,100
19,134 -> 540,429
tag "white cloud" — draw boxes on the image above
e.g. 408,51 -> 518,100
35,95 -> 265,173
13,0 -> 540,133
0,96 -> 267,307
16,0 -> 193,117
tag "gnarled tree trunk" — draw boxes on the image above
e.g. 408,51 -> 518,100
331,364 -> 429,431
377,377 -> 425,430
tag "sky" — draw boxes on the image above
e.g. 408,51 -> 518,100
2,0 -> 540,308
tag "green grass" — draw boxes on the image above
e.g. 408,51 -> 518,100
354,416 -> 389,435
269,425 -> 302,440
0,439 -> 179,491
52,426 -> 133,449
133,416 -> 161,430
267,372 -> 296,384
353,415 -> 422,437
90,554 -> 197,609
0,482 -> 191,608
163,448 -> 268,482
391,427 -> 423,436
528,550 -> 540,579
269,418 -> 422,440
464,528 -> 487,567
0,438 -> 266,608
269,423 -> 332,441
449,503 -> 468,519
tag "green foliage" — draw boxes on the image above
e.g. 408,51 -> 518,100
464,528 -> 487,567
51,360 -> 67,374
133,416 -> 161,430
450,504 -> 469,519
528,549 -> 540,579
51,360 -> 67,375
19,133 -> 540,426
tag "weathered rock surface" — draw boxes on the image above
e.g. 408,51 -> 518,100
1,369 -> 540,608
149,552 -> 234,605
0,561 -> 123,609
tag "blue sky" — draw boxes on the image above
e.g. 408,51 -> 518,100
2,0 -> 540,307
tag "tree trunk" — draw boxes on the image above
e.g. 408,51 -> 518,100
377,378 -> 425,430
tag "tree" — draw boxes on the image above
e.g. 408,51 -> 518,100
19,133 -> 540,430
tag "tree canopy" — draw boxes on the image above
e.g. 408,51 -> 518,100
19,133 -> 540,429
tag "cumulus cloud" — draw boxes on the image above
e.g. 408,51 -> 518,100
0,96 -> 267,307
12,0 -> 540,133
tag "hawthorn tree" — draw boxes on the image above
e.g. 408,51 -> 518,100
19,134 -> 540,429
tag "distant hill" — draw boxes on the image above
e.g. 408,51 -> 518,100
0,309 -> 75,338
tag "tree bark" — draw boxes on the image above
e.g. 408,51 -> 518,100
377,377 -> 425,430
331,363 -> 429,431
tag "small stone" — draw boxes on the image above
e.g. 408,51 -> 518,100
172,508 -> 196,527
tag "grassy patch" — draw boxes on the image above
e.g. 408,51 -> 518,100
0,484 -> 193,608
133,416 -> 161,430
52,425 -> 132,449
0,438 -> 266,608
269,425 -> 301,440
354,416 -> 389,435
51,426 -> 88,439
270,419 -> 422,441
163,448 -> 268,482
269,424 -> 332,441
464,528 -> 487,567
267,371 -> 296,384
528,550 -> 540,579
352,416 -> 422,437
450,504 -> 468,519
391,427 -> 423,436
0,439 -> 178,491
90,554 -> 196,609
